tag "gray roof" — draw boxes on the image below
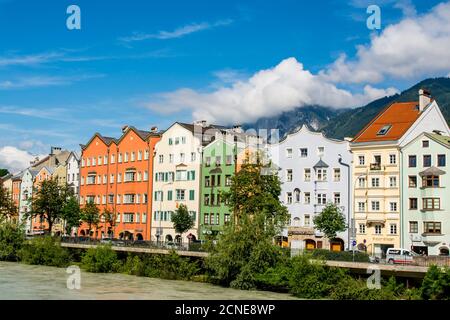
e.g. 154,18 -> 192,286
419,166 -> 446,176
313,159 -> 329,168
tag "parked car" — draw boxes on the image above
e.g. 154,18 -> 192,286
165,241 -> 181,250
386,248 -> 417,265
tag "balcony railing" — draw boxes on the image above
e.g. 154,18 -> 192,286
370,163 -> 381,170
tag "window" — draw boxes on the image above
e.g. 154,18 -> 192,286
103,175 -> 107,184
111,154 -> 116,164
422,175 -> 440,188
116,213 -> 121,223
389,176 -> 397,187
377,124 -> 391,136
390,224 -> 397,235
438,154 -> 446,167
390,202 -> 397,212
317,194 -> 327,205
143,194 -> 148,204
168,138 -> 173,145
225,175 -> 232,186
389,154 -> 396,164
92,157 -> 96,166
373,155 -> 381,165
215,156 -> 221,166
136,194 -> 140,204
371,201 -> 380,211
316,168 -> 327,181
98,156 -> 102,165
286,192 -> 292,204
286,148 -> 293,158
423,155 -> 432,167
136,213 -> 140,223
204,214 -> 209,225
304,192 -> 311,204
409,221 -> 418,233
409,198 -> 418,210
124,213 -> 134,223
304,215 -> 311,226
424,222 -> 441,234
300,148 -> 308,157
333,168 -> 341,182
124,153 -> 129,162
204,194 -> 210,206
143,171 -> 148,181
224,214 -> 231,224
142,214 -> 147,223
422,140 -> 429,148
371,178 -> 380,187
191,152 -> 196,162
409,155 -> 417,167
181,137 -> 186,144
358,202 -> 365,212
176,189 -> 185,201
304,168 -> 311,182
205,176 -> 211,187
117,173 -> 122,183
358,177 -> 366,188
180,153 -> 185,163
294,189 -> 301,202
116,195 -> 121,204
226,155 -> 232,165
189,190 -> 195,201
176,170 -> 187,181
86,195 -> 95,204
205,157 -> 211,166
159,155 -> 164,163
167,190 -> 173,201
334,193 -> 341,205
209,214 -> 214,225
138,151 -> 142,161
375,224 -> 382,235
87,175 -> 96,185
175,137 -> 180,145
409,176 -> 417,187
123,194 -> 135,204
131,152 -> 135,162
118,153 -> 122,163
318,147 -> 324,155
359,224 -> 366,234
144,150 -> 149,160
187,170 -> 196,181
124,171 -> 136,182
423,198 -> 440,210
286,169 -> 293,182
358,155 -> 365,165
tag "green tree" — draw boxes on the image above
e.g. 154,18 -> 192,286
313,203 -> 346,240
0,186 -> 17,221
0,221 -> 24,261
207,161 -> 289,289
0,169 -> 9,178
102,208 -> 117,238
171,204 -> 194,242
81,202 -> 100,237
62,195 -> 81,235
26,178 -> 73,234
421,265 -> 450,300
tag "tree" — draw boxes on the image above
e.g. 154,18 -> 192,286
171,204 -> 194,242
102,208 -> 117,238
26,178 -> 73,234
313,203 -> 346,240
0,169 -> 9,178
0,186 -> 17,221
81,202 -> 100,237
62,196 -> 81,235
207,161 -> 289,289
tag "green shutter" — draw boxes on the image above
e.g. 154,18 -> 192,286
189,190 -> 195,200
168,190 -> 173,201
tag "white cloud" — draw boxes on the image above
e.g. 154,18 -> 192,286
145,57 -> 398,124
0,146 -> 41,173
119,19 -> 233,42
321,1 -> 450,84
0,74 -> 104,90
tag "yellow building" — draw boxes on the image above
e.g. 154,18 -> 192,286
350,89 -> 450,258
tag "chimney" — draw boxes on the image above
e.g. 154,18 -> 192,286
419,89 -> 431,112
194,120 -> 208,127
122,125 -> 129,133
150,126 -> 158,133
232,124 -> 243,133
50,147 -> 62,155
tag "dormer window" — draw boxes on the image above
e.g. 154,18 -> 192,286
377,125 -> 392,136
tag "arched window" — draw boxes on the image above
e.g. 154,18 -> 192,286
294,188 -> 301,202
293,217 -> 300,227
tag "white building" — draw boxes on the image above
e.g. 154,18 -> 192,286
268,125 -> 352,251
66,152 -> 80,197
19,168 -> 38,234
151,121 -> 224,243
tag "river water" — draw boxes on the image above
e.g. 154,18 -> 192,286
0,262 -> 297,300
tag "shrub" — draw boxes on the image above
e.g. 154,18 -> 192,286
122,254 -> 146,276
310,249 -> 370,263
0,222 -> 25,261
81,245 -> 122,273
420,265 -> 450,300
18,236 -> 70,267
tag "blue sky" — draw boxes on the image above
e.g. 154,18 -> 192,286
1,0 -> 450,172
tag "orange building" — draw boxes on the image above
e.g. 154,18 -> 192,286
78,126 -> 161,241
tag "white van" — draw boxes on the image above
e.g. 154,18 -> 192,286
386,248 -> 417,265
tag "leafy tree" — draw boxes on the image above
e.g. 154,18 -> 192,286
171,204 -> 194,242
81,202 -> 100,237
207,161 -> 289,289
26,178 -> 73,234
0,221 -> 24,261
62,195 -> 81,235
0,186 -> 17,221
313,203 -> 346,240
102,208 -> 117,238
0,169 -> 9,178
421,265 -> 450,300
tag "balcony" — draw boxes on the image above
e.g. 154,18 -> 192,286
370,163 -> 381,171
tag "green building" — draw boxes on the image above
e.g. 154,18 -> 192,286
199,136 -> 238,239
401,132 -> 450,256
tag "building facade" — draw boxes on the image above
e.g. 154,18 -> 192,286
79,126 -> 161,240
401,132 -> 450,256
66,152 -> 80,197
268,125 -> 352,251
19,168 -> 38,234
351,90 -> 450,258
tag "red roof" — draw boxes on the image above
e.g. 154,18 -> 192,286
352,101 -> 421,143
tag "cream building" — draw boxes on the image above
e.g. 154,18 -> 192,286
351,89 -> 450,258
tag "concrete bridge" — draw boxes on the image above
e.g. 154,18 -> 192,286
61,242 -> 431,278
